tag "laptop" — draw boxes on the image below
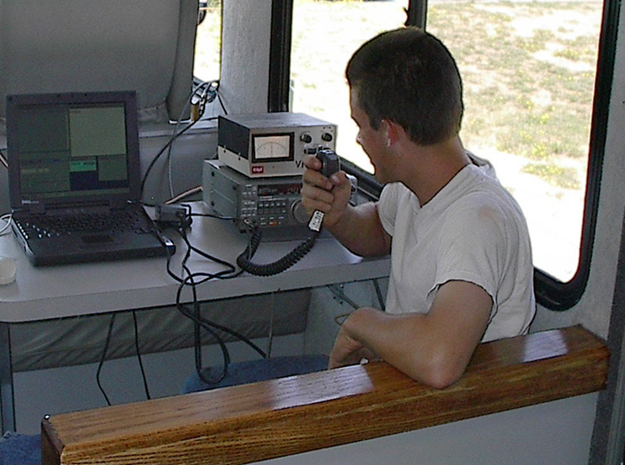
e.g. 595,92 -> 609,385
5,91 -> 174,266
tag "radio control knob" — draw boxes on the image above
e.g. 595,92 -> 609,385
322,133 -> 333,142
291,199 -> 310,224
300,133 -> 313,144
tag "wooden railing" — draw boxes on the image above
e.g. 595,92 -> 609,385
41,325 -> 609,465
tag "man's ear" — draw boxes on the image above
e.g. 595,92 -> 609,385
382,119 -> 405,147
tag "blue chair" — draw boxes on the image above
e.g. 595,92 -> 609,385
0,432 -> 41,465
183,354 -> 330,393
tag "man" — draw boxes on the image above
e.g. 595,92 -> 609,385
301,27 -> 535,389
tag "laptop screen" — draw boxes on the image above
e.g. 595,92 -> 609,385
6,91 -> 141,211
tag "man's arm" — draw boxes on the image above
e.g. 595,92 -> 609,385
327,202 -> 390,257
329,280 -> 493,389
301,155 -> 390,257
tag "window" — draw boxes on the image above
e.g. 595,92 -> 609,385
195,0 -> 222,82
286,0 -> 618,310
426,0 -> 612,308
290,0 -> 408,172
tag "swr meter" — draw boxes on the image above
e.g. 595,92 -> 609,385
217,112 -> 337,178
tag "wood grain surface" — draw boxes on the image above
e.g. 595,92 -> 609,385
41,325 -> 609,465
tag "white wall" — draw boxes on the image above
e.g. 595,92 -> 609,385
257,394 -> 599,465
219,0 -> 273,114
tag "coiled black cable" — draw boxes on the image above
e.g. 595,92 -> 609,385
235,149 -> 340,277
236,227 -> 320,277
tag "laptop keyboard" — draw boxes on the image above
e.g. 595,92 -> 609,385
15,210 -> 155,239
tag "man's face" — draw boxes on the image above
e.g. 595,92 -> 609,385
350,89 -> 394,184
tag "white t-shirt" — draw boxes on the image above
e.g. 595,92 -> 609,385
377,155 -> 535,342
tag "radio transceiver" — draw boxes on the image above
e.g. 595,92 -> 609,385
203,159 -> 356,235
217,112 -> 337,178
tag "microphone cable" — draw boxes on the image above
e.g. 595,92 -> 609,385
236,149 -> 340,277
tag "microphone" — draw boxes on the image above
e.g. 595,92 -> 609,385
308,149 -> 340,233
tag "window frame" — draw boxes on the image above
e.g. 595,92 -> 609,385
268,0 -> 293,113
270,0 -> 620,311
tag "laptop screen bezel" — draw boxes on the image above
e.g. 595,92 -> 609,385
6,91 -> 142,213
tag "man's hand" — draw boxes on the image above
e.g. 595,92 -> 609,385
300,155 -> 352,229
328,318 -> 378,369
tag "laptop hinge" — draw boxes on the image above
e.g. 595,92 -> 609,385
15,204 -> 45,215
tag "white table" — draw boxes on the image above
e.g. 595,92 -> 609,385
0,202 -> 390,431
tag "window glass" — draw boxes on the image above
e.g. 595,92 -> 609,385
292,0 -> 603,283
195,0 -> 222,82
290,0 -> 407,172
427,0 -> 603,282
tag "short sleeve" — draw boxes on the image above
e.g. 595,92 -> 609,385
432,194 -> 510,308
377,183 -> 402,237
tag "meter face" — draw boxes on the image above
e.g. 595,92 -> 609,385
252,133 -> 294,162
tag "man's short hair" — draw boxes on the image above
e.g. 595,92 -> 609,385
346,27 -> 464,146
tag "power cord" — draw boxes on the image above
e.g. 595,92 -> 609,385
0,214 -> 13,236
95,311 -> 152,405
140,79 -> 226,206
96,313 -> 116,406
97,145 -> 370,394
151,148 -> 341,386
160,216 -> 269,388
132,310 -> 151,400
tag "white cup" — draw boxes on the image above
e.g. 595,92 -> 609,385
0,257 -> 17,285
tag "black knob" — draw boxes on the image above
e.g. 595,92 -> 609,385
300,133 -> 313,144
322,133 -> 333,142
